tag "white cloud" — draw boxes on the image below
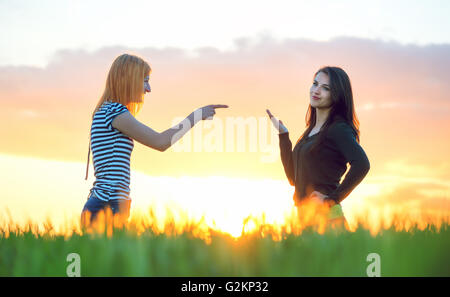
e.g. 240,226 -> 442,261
1,0 -> 450,67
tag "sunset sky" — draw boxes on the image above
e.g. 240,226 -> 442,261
1,0 -> 449,233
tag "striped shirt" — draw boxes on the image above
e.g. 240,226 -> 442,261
89,101 -> 134,201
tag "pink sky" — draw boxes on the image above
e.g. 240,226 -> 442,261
1,37 -> 449,179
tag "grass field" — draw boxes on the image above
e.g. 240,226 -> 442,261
1,219 -> 449,277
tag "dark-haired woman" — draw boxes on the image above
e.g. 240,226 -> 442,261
267,66 -> 370,227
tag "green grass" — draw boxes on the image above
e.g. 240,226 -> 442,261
1,223 -> 449,277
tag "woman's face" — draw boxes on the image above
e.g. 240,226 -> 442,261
144,75 -> 151,94
310,71 -> 332,109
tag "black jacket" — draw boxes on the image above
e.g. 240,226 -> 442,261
279,119 -> 370,205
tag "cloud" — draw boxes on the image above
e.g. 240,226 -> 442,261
0,36 -> 449,180
17,109 -> 42,118
362,182 -> 450,214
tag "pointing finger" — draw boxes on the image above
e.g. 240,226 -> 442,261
211,104 -> 229,109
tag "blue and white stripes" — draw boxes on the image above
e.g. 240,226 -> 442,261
89,101 -> 134,201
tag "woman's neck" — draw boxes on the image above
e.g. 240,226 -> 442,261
315,107 -> 331,128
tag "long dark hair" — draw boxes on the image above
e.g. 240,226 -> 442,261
296,66 -> 360,153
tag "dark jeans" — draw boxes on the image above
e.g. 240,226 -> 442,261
81,192 -> 131,228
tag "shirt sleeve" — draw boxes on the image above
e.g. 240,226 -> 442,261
105,103 -> 129,131
279,132 -> 295,186
326,122 -> 370,203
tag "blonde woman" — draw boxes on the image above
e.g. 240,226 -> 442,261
81,53 -> 228,227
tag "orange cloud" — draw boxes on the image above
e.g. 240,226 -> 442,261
0,37 -> 449,181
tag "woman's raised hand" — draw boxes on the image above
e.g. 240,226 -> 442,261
197,104 -> 229,120
266,109 -> 288,134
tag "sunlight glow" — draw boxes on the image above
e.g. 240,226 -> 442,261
0,154 -> 449,241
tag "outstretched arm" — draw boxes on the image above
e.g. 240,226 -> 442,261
112,105 -> 228,152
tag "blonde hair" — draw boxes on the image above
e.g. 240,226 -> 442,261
93,53 -> 151,118
85,53 -> 150,180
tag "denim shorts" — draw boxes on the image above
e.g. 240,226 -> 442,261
81,192 -> 131,226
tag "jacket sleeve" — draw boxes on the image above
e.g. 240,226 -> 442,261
278,132 -> 296,186
326,122 -> 370,203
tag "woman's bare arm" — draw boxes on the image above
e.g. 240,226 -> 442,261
112,105 -> 228,152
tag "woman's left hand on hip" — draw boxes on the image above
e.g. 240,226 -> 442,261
309,191 -> 329,203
